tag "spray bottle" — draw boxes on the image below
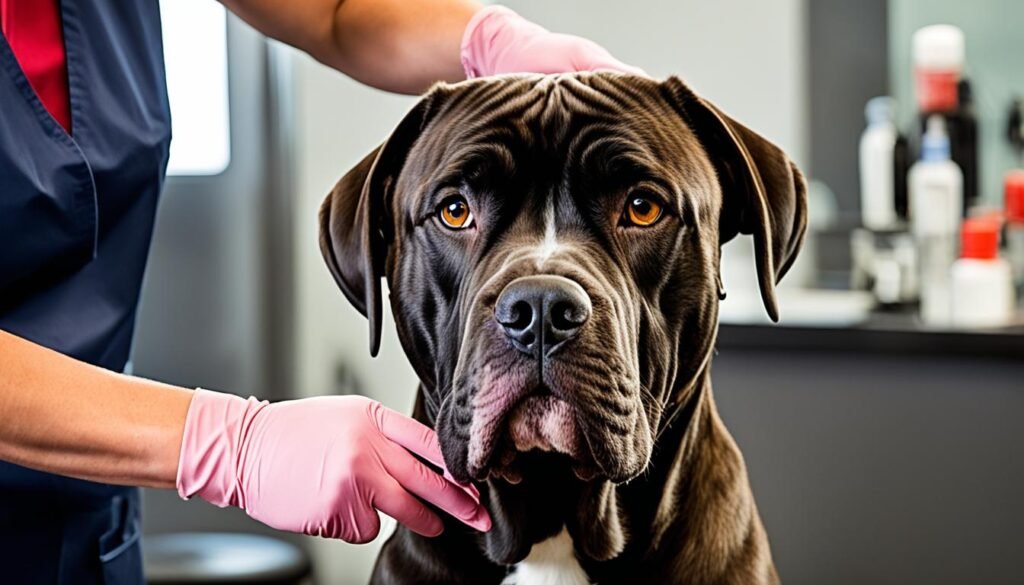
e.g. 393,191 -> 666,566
909,115 -> 963,326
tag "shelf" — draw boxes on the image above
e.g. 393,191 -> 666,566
717,314 -> 1024,360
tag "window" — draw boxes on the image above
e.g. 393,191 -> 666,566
160,0 -> 231,176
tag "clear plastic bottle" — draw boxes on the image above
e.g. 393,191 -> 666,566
951,217 -> 1014,328
860,97 -> 899,230
909,115 -> 963,326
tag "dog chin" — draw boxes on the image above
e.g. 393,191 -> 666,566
479,394 -> 601,484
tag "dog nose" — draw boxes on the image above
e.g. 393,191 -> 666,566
495,275 -> 591,356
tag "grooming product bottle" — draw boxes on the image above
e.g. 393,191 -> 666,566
860,97 -> 899,230
1005,170 -> 1024,290
953,80 -> 979,209
909,115 -> 963,326
913,25 -> 977,207
893,133 -> 911,221
913,25 -> 964,114
951,217 -> 1014,328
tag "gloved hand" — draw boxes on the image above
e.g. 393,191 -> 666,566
176,390 -> 490,543
461,5 -> 645,79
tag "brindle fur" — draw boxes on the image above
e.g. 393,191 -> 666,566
319,73 -> 806,585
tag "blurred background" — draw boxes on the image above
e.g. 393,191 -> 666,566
136,1 -> 1023,583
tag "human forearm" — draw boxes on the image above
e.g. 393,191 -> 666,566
221,0 -> 480,94
0,329 -> 192,488
0,328 -> 490,539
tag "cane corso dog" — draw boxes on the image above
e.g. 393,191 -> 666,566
319,73 -> 806,584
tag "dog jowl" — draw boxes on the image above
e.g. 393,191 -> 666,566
320,73 -> 806,585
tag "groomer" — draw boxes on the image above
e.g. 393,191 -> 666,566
0,0 -> 639,581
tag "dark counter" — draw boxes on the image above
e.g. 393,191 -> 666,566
718,315 -> 1024,360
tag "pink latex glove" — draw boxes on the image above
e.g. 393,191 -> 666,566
176,390 -> 491,543
461,5 -> 645,78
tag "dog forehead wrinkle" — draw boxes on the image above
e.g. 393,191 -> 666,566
510,75 -> 583,150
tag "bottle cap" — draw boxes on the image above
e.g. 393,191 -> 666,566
865,97 -> 895,126
921,115 -> 951,161
960,217 -> 1001,260
1005,170 -> 1024,223
913,25 -> 965,71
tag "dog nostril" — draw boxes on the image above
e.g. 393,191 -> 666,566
549,300 -> 586,331
499,300 -> 534,331
495,275 -> 590,354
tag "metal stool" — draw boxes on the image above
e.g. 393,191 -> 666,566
144,533 -> 312,585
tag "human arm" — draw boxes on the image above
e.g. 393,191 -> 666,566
218,0 -> 641,94
0,329 -> 489,541
0,329 -> 191,487
220,0 -> 480,94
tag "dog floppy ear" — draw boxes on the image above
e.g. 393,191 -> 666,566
318,89 -> 449,356
661,76 -> 808,321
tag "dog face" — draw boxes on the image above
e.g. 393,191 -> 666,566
320,73 -> 805,563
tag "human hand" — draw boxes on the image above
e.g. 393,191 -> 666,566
461,5 -> 645,78
176,390 -> 491,543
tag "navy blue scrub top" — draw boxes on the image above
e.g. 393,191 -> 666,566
0,1 -> 171,583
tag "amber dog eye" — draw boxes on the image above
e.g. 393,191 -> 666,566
438,196 -> 474,229
623,194 -> 664,227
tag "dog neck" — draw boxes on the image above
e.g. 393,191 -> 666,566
597,366 -> 775,584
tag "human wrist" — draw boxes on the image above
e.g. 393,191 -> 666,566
175,388 -> 268,508
461,5 -> 535,79
460,4 -> 644,80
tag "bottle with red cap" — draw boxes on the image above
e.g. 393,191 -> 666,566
913,24 -> 964,114
1005,170 -> 1024,290
950,216 -> 1015,328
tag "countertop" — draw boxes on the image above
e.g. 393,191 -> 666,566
718,313 -> 1024,360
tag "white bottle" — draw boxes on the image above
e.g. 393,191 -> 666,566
909,115 -> 963,326
912,25 -> 965,113
860,97 -> 899,230
951,217 -> 1015,328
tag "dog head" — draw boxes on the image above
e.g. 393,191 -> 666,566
320,73 -> 806,562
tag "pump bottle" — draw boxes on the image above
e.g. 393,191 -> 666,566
860,97 -> 899,230
909,115 -> 963,326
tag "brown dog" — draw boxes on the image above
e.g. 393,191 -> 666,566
319,73 -> 806,584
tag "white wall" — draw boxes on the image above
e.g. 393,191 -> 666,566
503,0 -> 808,168
287,1 -> 807,582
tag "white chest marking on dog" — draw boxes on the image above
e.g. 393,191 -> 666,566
501,528 -> 591,585
535,199 -> 561,263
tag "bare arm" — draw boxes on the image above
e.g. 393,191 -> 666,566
0,329 -> 192,488
0,329 -> 491,537
219,0 -> 482,94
